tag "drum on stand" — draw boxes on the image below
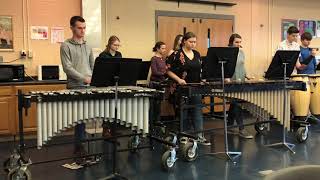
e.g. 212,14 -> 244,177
309,74 -> 320,117
290,74 -> 311,119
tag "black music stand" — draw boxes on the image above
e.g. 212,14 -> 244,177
265,50 -> 300,154
203,47 -> 241,161
91,58 -> 142,180
138,61 -> 151,81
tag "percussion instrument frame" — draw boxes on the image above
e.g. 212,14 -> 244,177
4,88 -> 177,178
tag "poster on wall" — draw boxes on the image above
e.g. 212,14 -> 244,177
51,27 -> 64,44
0,16 -> 13,51
298,20 -> 316,37
281,19 -> 298,41
316,21 -> 320,37
31,26 -> 48,40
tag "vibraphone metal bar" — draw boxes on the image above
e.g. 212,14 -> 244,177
27,86 -> 162,149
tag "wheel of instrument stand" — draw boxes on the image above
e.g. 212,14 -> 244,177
161,150 -> 175,171
3,156 -> 21,173
8,167 -> 31,180
255,123 -> 268,135
3,158 -> 10,173
163,135 -> 174,151
296,127 -> 308,143
181,142 -> 198,162
128,136 -> 140,153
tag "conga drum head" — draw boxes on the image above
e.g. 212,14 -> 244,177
291,74 -> 309,83
308,74 -> 320,78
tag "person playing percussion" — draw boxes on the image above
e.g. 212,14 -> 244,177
166,32 -> 210,145
297,32 -> 319,74
60,16 -> 94,162
150,41 -> 167,123
226,33 -> 254,139
98,35 -> 122,59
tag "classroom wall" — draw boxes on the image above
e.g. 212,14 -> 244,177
2,0 -> 320,77
0,0 -> 81,75
104,0 -> 320,78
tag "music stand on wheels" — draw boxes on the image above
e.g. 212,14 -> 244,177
265,50 -> 300,154
91,58 -> 142,180
203,47 -> 240,161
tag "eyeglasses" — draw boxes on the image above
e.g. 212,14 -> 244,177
112,44 -> 121,47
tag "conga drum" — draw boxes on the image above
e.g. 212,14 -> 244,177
290,74 -> 311,119
309,74 -> 320,117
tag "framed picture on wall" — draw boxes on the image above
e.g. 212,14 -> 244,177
298,20 -> 316,37
0,16 -> 13,51
281,19 -> 298,41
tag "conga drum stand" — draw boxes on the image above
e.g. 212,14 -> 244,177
266,62 -> 295,154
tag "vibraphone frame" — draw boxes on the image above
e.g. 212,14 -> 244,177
4,89 -> 177,179
176,80 -> 307,159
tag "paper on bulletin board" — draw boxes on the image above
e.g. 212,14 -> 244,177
298,20 -> 316,37
316,21 -> 320,38
51,27 -> 64,43
31,26 -> 48,40
281,19 -> 298,41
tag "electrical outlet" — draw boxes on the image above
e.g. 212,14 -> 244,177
28,50 -> 33,58
20,50 -> 27,59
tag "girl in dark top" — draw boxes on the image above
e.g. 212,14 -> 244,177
167,32 -> 210,145
150,41 -> 167,82
150,41 -> 167,123
99,35 -> 122,58
99,35 -> 122,138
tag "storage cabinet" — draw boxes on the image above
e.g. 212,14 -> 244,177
0,82 -> 66,135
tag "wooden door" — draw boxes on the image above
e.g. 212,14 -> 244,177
195,18 -> 233,113
157,16 -> 197,56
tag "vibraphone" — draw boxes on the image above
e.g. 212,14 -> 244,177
26,86 -> 161,149
177,80 -> 306,129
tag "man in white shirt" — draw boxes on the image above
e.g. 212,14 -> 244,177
276,26 -> 306,70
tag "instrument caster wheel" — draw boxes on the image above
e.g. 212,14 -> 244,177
181,142 -> 198,162
161,150 -> 176,171
128,136 -> 140,153
254,123 -> 268,135
3,151 -> 22,173
296,127 -> 308,143
163,135 -> 177,151
8,167 -> 32,180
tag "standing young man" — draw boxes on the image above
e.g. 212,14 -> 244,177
276,26 -> 306,71
297,32 -> 319,74
60,16 -> 94,158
